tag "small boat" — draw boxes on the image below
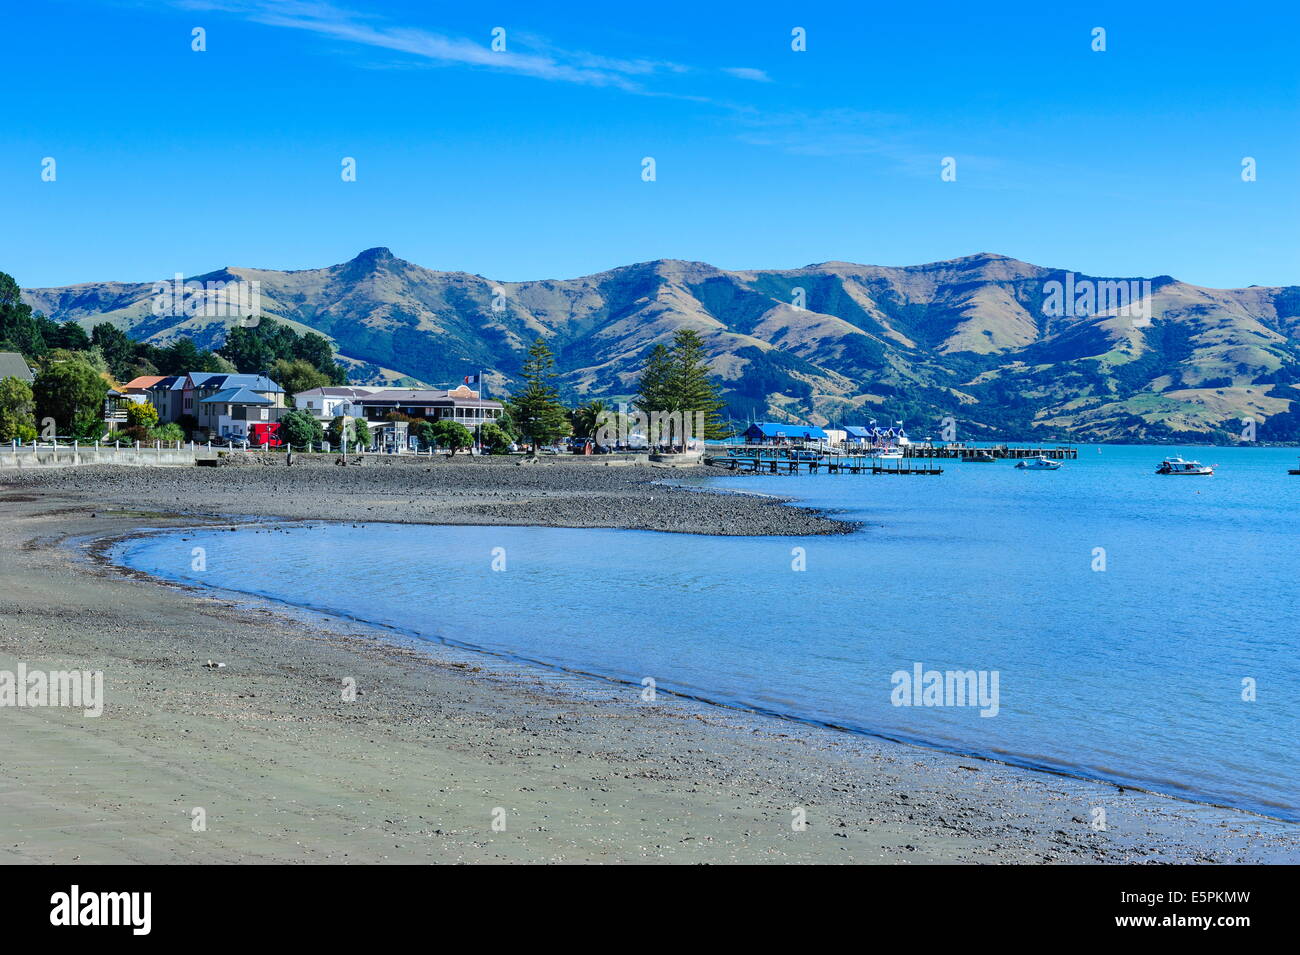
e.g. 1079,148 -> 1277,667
786,448 -> 824,462
1289,458 -> 1300,475
1015,455 -> 1061,470
876,449 -> 903,460
961,450 -> 996,463
1156,457 -> 1214,476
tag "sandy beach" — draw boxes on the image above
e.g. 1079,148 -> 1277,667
1,456 -> 1295,864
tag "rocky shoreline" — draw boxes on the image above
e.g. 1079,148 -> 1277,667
2,454 -> 856,537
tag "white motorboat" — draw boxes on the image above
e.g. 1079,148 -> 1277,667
1155,457 -> 1214,476
1015,455 -> 1062,470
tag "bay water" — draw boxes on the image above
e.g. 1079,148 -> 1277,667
114,444 -> 1300,819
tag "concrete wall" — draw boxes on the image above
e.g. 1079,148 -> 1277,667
0,444 -> 198,469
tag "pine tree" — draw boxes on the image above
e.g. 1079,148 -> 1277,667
507,338 -> 569,452
669,329 -> 731,441
633,332 -> 731,446
634,343 -> 674,414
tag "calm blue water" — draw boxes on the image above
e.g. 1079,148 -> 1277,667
115,445 -> 1300,819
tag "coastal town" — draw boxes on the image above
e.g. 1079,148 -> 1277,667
2,0 -> 1294,906
0,332 -> 943,461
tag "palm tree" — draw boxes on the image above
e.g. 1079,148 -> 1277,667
573,399 -> 608,441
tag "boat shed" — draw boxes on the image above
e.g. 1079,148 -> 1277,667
741,421 -> 829,444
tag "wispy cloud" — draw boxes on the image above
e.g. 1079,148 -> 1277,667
176,0 -> 691,91
722,67 -> 771,83
733,108 -> 910,158
171,1 -> 943,173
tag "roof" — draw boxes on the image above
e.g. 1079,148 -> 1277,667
845,424 -> 906,437
356,387 -> 501,407
123,375 -> 164,391
0,352 -> 35,382
192,373 -> 284,394
743,421 -> 829,440
295,386 -> 377,399
200,386 -> 274,405
148,372 -> 283,394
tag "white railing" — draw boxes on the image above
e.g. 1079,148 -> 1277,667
0,439 -> 199,469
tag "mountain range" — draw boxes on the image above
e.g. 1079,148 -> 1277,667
22,248 -> 1300,442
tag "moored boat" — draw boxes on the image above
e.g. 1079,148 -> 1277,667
961,450 -> 996,463
1015,455 -> 1061,470
1156,457 -> 1214,476
786,448 -> 825,462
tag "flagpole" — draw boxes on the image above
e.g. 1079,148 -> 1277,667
476,369 -> 484,455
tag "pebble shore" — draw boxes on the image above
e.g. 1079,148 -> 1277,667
1,456 -> 1295,864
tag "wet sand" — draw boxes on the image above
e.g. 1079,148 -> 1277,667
1,457 -> 1295,864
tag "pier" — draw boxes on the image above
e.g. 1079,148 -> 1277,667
710,448 -> 943,475
902,443 -> 1077,460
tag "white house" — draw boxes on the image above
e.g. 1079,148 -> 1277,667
293,386 -> 375,421
295,385 -> 504,429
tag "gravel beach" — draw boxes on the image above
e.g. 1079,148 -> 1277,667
1,456 -> 1295,864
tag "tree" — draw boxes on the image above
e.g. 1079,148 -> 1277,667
570,399 -> 607,440
51,321 -> 91,351
478,421 -> 511,453
152,422 -> 185,443
352,417 -> 371,449
152,337 -> 231,376
430,419 -> 473,454
669,328 -> 731,440
0,376 -> 37,442
326,414 -> 351,447
634,343 -> 675,416
278,409 -> 323,448
270,358 -> 331,402
91,323 -> 136,380
411,419 -> 437,449
294,332 -> 347,384
217,323 -> 273,374
33,354 -> 109,438
506,338 -> 569,452
219,317 -> 347,384
0,272 -> 46,356
125,402 -> 159,431
495,408 -> 520,442
633,331 -> 731,445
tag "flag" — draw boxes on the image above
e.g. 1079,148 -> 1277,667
464,373 -> 481,386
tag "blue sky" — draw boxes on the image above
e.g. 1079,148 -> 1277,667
3,0 -> 1297,289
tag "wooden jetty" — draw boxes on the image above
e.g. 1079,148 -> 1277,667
711,447 -> 942,475
903,443 -> 1076,460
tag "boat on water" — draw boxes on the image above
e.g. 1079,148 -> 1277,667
1015,455 -> 1062,470
1156,457 -> 1214,476
961,450 -> 996,463
1289,458 -> 1300,475
875,449 -> 904,460
786,448 -> 825,462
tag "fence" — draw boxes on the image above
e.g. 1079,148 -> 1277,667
0,441 -> 201,469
